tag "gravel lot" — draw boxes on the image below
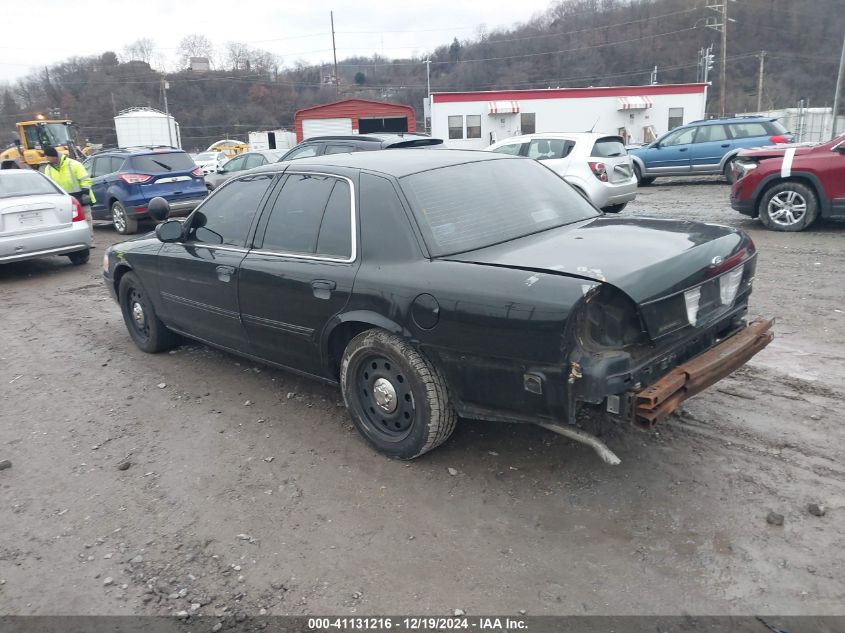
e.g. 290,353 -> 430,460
1,176 -> 843,618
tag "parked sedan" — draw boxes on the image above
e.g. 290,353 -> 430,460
192,150 -> 228,175
1,169 -> 91,265
104,151 -> 772,463
204,150 -> 284,191
486,133 -> 637,212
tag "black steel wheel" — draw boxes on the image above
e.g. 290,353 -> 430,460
340,329 -> 457,459
118,271 -> 179,353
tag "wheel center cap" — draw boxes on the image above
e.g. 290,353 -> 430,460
132,302 -> 146,328
372,378 -> 397,413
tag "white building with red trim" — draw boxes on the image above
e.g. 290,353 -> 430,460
427,84 -> 707,149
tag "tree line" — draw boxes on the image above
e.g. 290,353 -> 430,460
2,0 -> 843,151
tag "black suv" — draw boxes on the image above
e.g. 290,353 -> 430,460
279,133 -> 442,161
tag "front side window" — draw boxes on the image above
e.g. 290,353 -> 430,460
260,174 -> 352,259
466,115 -> 481,139
325,144 -> 356,155
401,158 -> 599,257
660,127 -> 696,147
187,174 -> 273,247
668,107 -> 684,130
491,143 -> 523,156
521,113 -> 536,134
448,116 -> 463,140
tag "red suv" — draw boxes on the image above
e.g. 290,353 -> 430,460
730,134 -> 845,231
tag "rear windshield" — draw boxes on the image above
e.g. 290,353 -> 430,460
591,136 -> 626,158
0,171 -> 62,199
129,152 -> 195,173
400,158 -> 599,257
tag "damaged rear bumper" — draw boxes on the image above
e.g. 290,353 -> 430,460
633,317 -> 774,425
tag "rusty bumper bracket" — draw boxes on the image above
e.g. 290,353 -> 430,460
635,317 -> 774,426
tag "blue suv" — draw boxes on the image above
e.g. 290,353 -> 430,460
83,147 -> 207,234
628,116 -> 793,185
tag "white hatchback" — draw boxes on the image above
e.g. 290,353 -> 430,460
486,133 -> 638,212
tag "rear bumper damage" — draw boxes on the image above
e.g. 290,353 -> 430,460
634,316 -> 774,425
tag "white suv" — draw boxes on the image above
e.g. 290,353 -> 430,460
486,133 -> 638,212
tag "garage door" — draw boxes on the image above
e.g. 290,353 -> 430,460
302,117 -> 353,139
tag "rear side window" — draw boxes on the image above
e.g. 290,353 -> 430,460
766,120 -> 789,135
260,174 -> 352,258
527,139 -> 573,160
283,145 -> 319,160
187,174 -> 273,246
130,152 -> 195,173
325,144 -> 357,155
591,137 -> 626,157
244,154 -> 266,169
728,122 -> 769,138
0,172 -> 61,198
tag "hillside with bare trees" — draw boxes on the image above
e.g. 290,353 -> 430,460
2,0 -> 843,150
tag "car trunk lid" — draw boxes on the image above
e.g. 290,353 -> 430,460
441,216 -> 754,336
0,194 -> 71,237
590,136 -> 633,183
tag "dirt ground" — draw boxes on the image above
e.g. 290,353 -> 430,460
1,177 -> 843,618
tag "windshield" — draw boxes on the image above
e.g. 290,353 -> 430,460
0,171 -> 62,198
400,158 -> 600,257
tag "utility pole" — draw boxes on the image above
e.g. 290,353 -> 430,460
832,31 -> 845,139
756,51 -> 766,112
330,11 -> 339,98
425,59 -> 431,134
705,1 -> 731,116
161,76 -> 173,148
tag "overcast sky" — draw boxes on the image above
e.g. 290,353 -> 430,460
0,0 -> 556,83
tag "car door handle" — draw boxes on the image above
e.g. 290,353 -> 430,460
721,143 -> 730,147
216,265 -> 236,282
311,279 -> 336,300
678,148 -> 688,152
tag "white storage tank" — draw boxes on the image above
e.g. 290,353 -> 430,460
114,107 -> 181,149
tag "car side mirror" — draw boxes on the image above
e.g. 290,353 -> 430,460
833,143 -> 845,153
155,219 -> 183,243
147,196 -> 170,222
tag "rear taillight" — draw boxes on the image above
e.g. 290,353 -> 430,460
71,196 -> 85,222
588,161 -> 608,182
769,135 -> 788,144
191,167 -> 203,177
119,173 -> 152,184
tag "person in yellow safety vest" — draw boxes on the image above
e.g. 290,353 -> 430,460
43,146 -> 96,245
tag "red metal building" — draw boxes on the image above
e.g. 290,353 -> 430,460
294,98 -> 416,142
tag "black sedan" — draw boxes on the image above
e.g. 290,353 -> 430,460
103,150 -> 773,463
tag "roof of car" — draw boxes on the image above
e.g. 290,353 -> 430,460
490,132 -> 621,144
303,133 -> 435,143
98,146 -> 186,156
266,148 -> 512,177
689,115 -> 777,125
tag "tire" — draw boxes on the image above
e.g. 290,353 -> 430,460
112,200 -> 138,235
758,181 -> 818,232
633,164 -> 655,186
723,158 -> 737,184
340,329 -> 457,459
67,249 -> 90,265
118,271 -> 179,353
603,203 -> 627,214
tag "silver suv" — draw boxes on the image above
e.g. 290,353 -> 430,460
486,133 -> 638,212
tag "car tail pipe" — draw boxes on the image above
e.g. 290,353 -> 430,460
536,422 -> 621,465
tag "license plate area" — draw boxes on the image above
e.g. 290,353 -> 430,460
17,211 -> 44,226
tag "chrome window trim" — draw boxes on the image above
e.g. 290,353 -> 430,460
250,171 -> 357,264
